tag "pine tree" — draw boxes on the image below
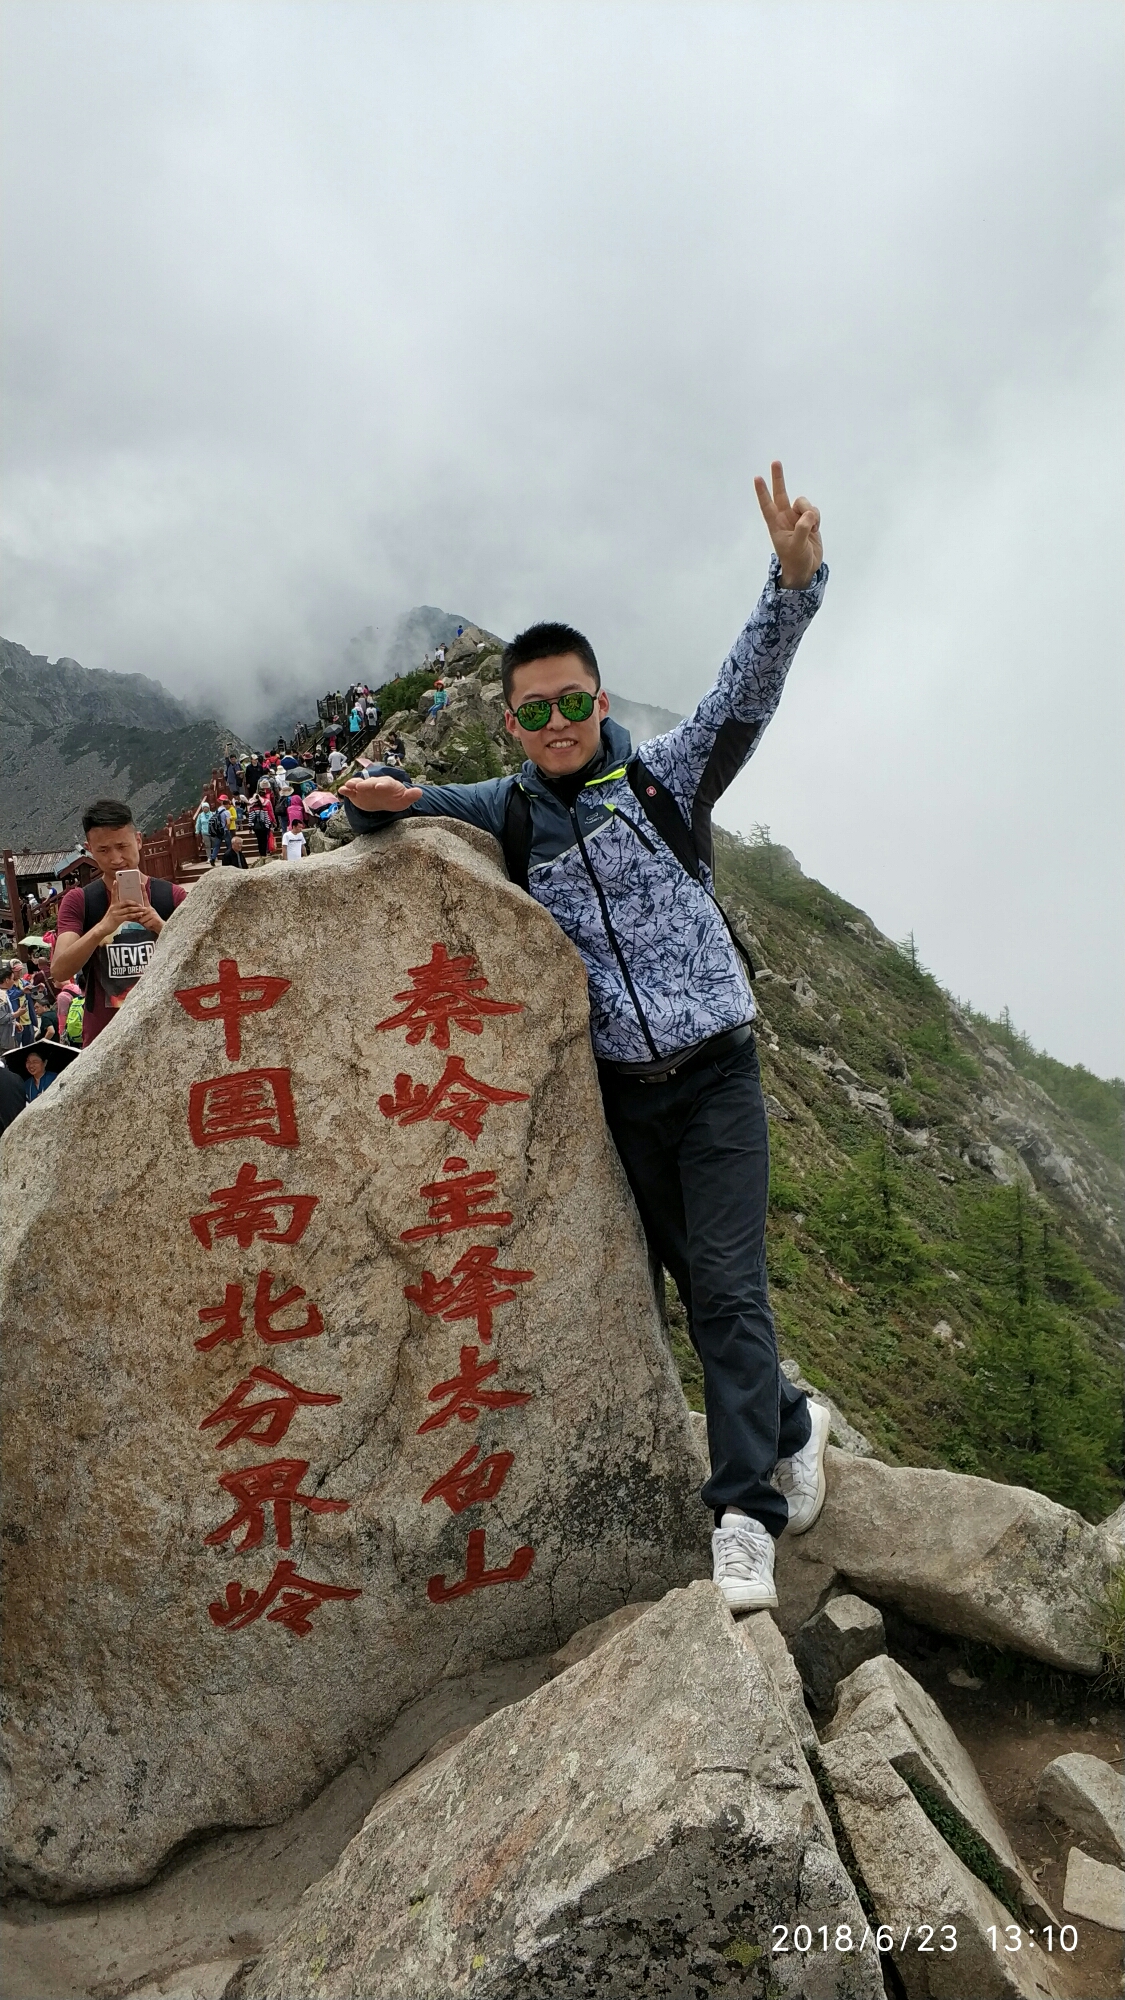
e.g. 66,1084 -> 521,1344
812,1143 -> 929,1298
962,1183 -> 1118,1516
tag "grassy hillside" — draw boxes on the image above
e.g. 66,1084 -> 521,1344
700,831 -> 1123,1520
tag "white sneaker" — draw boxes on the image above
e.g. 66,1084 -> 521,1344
773,1399 -> 831,1535
711,1514 -> 777,1611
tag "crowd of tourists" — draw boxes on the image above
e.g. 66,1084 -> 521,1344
195,682 -> 409,869
0,678 -> 410,1135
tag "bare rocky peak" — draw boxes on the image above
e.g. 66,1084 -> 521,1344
0,636 -> 193,733
1,637 -> 239,851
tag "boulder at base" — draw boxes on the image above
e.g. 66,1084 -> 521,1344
0,823 -> 710,1898
818,1734 -> 1065,2000
1037,1753 -> 1125,1864
825,1653 -> 1052,1926
235,1584 -> 884,2000
774,1449 -> 1114,1671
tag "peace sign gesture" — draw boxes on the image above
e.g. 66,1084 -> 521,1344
754,460 -> 823,590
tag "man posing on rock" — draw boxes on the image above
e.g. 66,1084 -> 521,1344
342,462 -> 830,1612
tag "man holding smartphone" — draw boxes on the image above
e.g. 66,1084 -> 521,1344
51,801 -> 187,1047
340,462 -> 830,1614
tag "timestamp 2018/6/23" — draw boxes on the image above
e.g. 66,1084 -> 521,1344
771,1922 -> 1080,1957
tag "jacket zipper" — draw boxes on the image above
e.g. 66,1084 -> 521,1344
569,806 -> 662,1062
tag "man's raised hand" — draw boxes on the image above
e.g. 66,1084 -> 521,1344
754,460 -> 822,590
339,773 -> 424,814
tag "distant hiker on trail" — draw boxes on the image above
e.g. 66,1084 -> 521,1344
342,460 -> 829,1616
50,800 -> 187,1047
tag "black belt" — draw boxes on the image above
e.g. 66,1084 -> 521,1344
598,1021 -> 754,1086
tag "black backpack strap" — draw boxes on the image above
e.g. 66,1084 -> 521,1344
501,781 -> 533,893
82,876 -> 175,924
626,760 -> 702,882
627,756 -> 756,981
82,880 -> 109,929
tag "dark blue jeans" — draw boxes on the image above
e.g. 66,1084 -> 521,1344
599,1037 -> 810,1538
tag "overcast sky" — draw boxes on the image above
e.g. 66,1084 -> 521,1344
3,1 -> 1122,1073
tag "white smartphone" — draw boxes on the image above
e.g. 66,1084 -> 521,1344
115,868 -> 144,904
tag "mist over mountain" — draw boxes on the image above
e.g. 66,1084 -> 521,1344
240,605 -> 473,748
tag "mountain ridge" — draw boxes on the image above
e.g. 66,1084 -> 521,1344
1,636 -> 242,851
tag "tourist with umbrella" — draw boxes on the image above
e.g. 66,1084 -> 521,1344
4,1037 -> 79,1103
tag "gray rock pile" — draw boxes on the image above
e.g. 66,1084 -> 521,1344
773,1447 -> 1116,1669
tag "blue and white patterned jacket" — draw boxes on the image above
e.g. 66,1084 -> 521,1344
346,557 -> 827,1062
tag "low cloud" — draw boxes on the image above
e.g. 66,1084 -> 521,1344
2,0 -> 1121,1069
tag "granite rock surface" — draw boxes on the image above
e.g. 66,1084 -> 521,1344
0,822 -> 710,1897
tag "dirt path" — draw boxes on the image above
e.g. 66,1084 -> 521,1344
0,1655 -> 552,2000
885,1617 -> 1125,2000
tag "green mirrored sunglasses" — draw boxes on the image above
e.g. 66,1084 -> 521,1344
512,689 -> 597,731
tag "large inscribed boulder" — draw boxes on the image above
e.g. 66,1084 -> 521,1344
0,823 -> 710,1898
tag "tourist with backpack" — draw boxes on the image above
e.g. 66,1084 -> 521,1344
50,801 -> 187,1046
341,461 -> 830,1615
64,986 -> 86,1045
55,976 -> 81,1038
208,799 -> 234,864
248,793 -> 273,858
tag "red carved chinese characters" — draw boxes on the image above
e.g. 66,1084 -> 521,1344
175,960 -> 290,1059
416,1345 -> 532,1433
205,1459 -> 349,1552
427,1528 -> 535,1602
378,1056 -> 528,1144
401,1158 -> 513,1243
195,1271 -> 325,1350
180,962 -> 360,1632
404,1244 -> 534,1342
200,1366 -> 342,1449
375,944 -> 522,1049
421,1444 -> 515,1513
209,1560 -> 361,1636
188,1068 -> 300,1149
190,1164 -> 319,1250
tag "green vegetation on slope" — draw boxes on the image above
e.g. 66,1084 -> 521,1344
708,830 -> 1123,1520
